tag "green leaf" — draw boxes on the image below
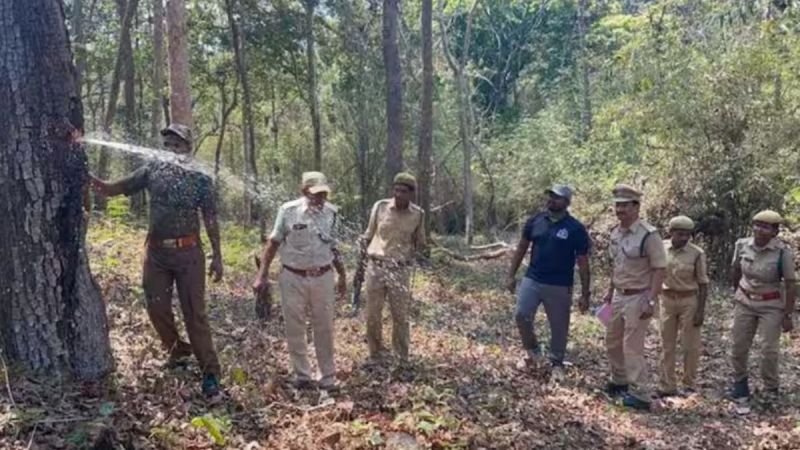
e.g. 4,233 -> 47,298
191,415 -> 226,445
231,366 -> 248,385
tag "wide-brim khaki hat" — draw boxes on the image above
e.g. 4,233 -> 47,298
160,123 -> 192,144
612,183 -> 642,203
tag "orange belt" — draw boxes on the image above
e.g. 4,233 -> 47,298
663,289 -> 697,299
148,234 -> 199,249
738,285 -> 781,301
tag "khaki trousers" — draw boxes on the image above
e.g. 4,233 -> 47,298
279,269 -> 336,385
365,262 -> 412,360
659,293 -> 701,392
606,291 -> 652,401
142,245 -> 221,376
731,290 -> 784,390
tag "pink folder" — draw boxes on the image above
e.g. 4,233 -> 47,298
595,303 -> 612,327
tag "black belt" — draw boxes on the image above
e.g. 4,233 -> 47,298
282,264 -> 332,277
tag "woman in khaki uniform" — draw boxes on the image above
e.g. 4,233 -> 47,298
730,210 -> 796,401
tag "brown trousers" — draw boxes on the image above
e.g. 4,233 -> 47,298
731,290 -> 784,390
366,263 -> 412,360
142,245 -> 221,376
606,291 -> 653,401
659,293 -> 701,392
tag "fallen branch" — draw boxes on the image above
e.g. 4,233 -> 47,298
437,246 -> 510,261
470,242 -> 509,251
430,200 -> 455,213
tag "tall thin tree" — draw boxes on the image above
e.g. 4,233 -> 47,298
417,0 -> 434,237
166,0 -> 193,128
383,0 -> 404,189
305,0 -> 323,170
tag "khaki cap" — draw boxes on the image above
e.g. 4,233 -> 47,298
302,171 -> 331,194
668,215 -> 695,231
546,184 -> 573,201
752,210 -> 783,225
612,183 -> 642,203
160,123 -> 192,144
393,172 -> 417,190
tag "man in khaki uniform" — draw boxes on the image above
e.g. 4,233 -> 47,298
658,215 -> 709,397
604,184 -> 667,411
730,210 -> 796,401
253,172 -> 347,391
362,172 -> 426,363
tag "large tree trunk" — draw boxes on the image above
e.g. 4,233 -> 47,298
382,0 -> 404,190
224,0 -> 259,225
417,0 -> 433,238
0,0 -> 113,380
304,0 -> 323,170
150,0 -> 165,143
166,0 -> 193,128
95,0 -> 139,211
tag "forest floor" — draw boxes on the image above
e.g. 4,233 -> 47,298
2,215 -> 800,449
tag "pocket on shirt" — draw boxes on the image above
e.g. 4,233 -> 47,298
287,224 -> 313,250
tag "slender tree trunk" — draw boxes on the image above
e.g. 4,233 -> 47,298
304,0 -> 323,170
383,0 -> 404,190
577,0 -> 592,142
440,0 -> 478,244
224,0 -> 258,224
95,0 -> 139,211
120,0 -> 145,215
417,0 -> 433,237
0,0 -> 113,380
150,0 -> 165,143
214,81 -> 237,178
166,0 -> 192,128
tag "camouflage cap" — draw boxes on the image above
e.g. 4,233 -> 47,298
393,172 -> 417,190
160,123 -> 192,144
668,215 -> 695,231
612,183 -> 643,203
302,171 -> 331,194
545,184 -> 573,201
752,210 -> 783,225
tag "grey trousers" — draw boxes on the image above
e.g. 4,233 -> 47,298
515,277 -> 572,365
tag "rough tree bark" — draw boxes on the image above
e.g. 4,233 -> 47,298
383,0 -> 404,190
304,0 -> 323,171
166,0 -> 192,128
0,0 -> 113,380
417,0 -> 433,237
224,0 -> 259,224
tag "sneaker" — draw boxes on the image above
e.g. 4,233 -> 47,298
730,379 -> 750,401
201,373 -> 221,398
622,393 -> 651,411
524,347 -> 545,366
319,382 -> 340,393
604,382 -> 629,397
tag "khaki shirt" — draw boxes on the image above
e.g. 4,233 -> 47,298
364,198 -> 426,261
733,237 -> 796,294
270,197 -> 338,270
663,241 -> 709,291
609,220 -> 668,290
